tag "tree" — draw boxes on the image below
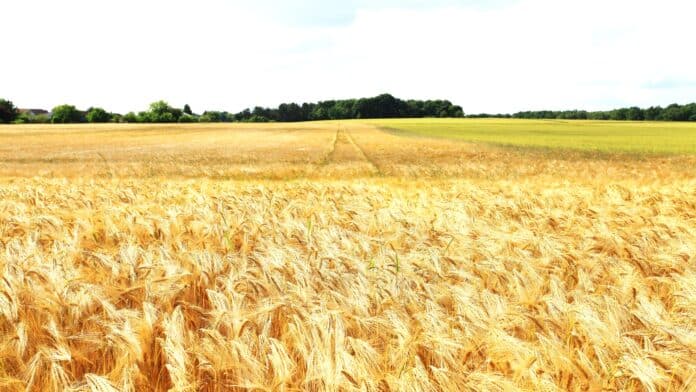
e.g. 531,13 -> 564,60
222,94 -> 467,122
609,108 -> 629,121
247,114 -> 269,122
660,104 -> 688,121
236,108 -> 252,121
644,106 -> 662,121
0,99 -> 18,123
626,107 -> 644,121
86,107 -> 111,123
123,112 -> 138,123
51,105 -> 84,123
328,101 -> 354,119
252,106 -> 275,120
149,100 -> 170,120
278,103 -> 304,122
447,105 -> 465,118
310,106 -> 328,120
147,100 -> 182,123
683,103 -> 696,121
178,113 -> 198,123
136,111 -> 151,123
200,111 -> 224,122
183,104 -> 193,115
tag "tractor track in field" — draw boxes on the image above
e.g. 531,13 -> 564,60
320,127 -> 341,165
342,127 -> 381,175
320,126 -> 380,175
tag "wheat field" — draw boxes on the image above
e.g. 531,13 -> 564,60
372,118 -> 696,154
0,121 -> 695,391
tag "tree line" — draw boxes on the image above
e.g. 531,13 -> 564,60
0,94 -> 464,124
474,103 -> 696,122
4,95 -> 696,124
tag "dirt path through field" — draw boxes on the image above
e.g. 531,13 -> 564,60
318,125 -> 379,176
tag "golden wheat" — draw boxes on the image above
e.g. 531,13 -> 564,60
0,122 -> 694,391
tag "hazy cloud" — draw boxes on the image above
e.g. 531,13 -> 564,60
1,0 -> 695,113
643,79 -> 696,89
248,0 -> 517,26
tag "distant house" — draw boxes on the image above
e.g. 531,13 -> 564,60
16,109 -> 52,123
18,109 -> 51,117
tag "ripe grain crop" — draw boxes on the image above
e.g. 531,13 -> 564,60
0,122 -> 694,391
372,118 -> 696,154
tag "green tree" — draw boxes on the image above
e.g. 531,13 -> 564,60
149,100 -> 170,118
0,99 -> 18,123
123,112 -> 138,123
684,104 -> 696,121
183,104 -> 193,115
235,108 -> 252,121
51,105 -> 84,123
136,111 -> 152,123
310,106 -> 328,120
178,113 -> 198,123
626,107 -> 644,121
247,114 -> 269,122
644,106 -> 662,121
278,103 -> 304,122
201,111 -> 221,122
610,108 -> 629,121
86,107 -> 111,123
659,104 -> 688,121
447,105 -> 465,118
148,100 -> 182,123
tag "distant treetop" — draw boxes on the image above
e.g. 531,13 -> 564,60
0,98 -> 18,123
3,94 -> 696,124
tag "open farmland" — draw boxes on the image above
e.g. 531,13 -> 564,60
372,118 -> 696,154
0,121 -> 695,391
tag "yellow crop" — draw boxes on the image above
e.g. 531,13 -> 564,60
0,121 -> 694,391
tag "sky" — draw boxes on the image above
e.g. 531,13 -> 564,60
2,0 -> 696,114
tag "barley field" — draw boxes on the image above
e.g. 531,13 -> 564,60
373,118 -> 696,154
0,121 -> 695,391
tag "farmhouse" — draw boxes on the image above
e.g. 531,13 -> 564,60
18,108 -> 50,116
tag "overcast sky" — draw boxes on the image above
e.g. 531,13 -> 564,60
2,0 -> 695,114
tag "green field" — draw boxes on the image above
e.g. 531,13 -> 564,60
370,118 -> 696,154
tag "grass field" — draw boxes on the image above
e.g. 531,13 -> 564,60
0,121 -> 695,391
372,118 -> 696,154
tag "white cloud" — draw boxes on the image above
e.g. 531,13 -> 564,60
1,0 -> 695,113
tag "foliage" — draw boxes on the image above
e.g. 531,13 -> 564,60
183,104 -> 193,115
148,100 -> 182,123
234,94 -> 466,123
122,112 -> 138,123
496,102 -> 696,122
86,107 -> 112,123
13,112 -> 51,124
178,113 -> 198,123
51,104 -> 85,123
277,103 -> 304,122
8,95 -> 696,124
0,98 -> 18,123
199,111 -> 235,123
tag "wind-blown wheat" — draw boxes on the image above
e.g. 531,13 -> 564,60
0,176 -> 694,391
0,122 -> 695,391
